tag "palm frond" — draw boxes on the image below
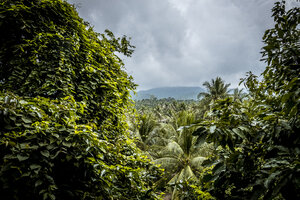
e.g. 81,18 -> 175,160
182,165 -> 197,181
190,156 -> 207,169
161,141 -> 184,158
197,92 -> 209,99
179,128 -> 194,156
153,157 -> 180,171
170,166 -> 197,184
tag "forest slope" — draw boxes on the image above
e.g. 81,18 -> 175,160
133,87 -> 204,100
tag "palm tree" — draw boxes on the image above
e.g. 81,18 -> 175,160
133,112 -> 158,151
147,123 -> 179,159
174,111 -> 195,130
153,128 -> 213,199
230,88 -> 247,102
197,76 -> 231,102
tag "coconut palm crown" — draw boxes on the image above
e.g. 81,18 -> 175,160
153,128 -> 208,185
197,76 -> 231,102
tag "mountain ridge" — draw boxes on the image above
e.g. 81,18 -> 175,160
132,86 -> 204,100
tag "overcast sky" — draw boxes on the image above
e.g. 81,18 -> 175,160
67,0 -> 297,91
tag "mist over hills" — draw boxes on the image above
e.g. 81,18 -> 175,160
132,87 -> 205,100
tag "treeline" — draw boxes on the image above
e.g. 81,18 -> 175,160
0,0 -> 299,200
130,1 -> 299,199
128,77 -> 246,199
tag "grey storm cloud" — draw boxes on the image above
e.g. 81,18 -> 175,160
67,0 -> 295,90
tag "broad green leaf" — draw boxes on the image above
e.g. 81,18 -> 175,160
17,154 -> 29,161
40,150 -> 50,158
30,164 -> 41,170
232,128 -> 245,139
22,117 -> 32,124
190,156 -> 206,169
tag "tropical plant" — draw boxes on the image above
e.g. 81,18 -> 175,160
134,112 -> 158,151
230,88 -> 247,102
193,1 -> 300,199
154,128 -> 213,199
171,180 -> 215,200
147,123 -> 178,147
171,110 -> 196,130
197,77 -> 231,103
0,1 -> 162,199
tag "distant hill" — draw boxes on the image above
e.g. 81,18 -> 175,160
132,86 -> 204,100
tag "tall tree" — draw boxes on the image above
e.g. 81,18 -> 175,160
133,112 -> 158,151
194,1 -> 300,199
0,1 -> 162,199
197,77 -> 231,103
230,88 -> 247,102
154,128 -> 213,199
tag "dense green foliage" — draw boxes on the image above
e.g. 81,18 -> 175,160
0,0 -> 162,199
0,0 -> 298,199
130,1 -> 299,199
193,1 -> 299,199
130,99 -> 216,199
197,77 -> 231,102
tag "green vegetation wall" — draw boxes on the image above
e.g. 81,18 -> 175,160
0,0 -> 162,199
193,1 -> 299,199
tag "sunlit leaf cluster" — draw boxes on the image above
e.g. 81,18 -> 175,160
0,0 -> 162,199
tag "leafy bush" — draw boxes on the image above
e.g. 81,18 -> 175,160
169,180 -> 215,200
0,0 -> 162,199
193,1 -> 300,199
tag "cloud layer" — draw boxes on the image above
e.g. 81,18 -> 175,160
67,0 -> 287,90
